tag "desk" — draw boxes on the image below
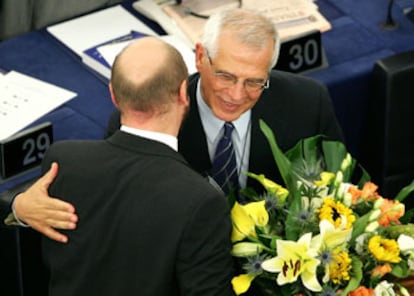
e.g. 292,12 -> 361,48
0,0 -> 413,294
0,0 -> 414,191
308,0 -> 414,161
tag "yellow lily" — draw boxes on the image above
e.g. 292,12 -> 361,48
247,173 -> 289,202
312,219 -> 352,250
261,233 -> 322,292
231,274 -> 256,295
231,201 -> 269,242
232,242 -> 264,257
314,171 -> 335,187
311,220 -> 352,283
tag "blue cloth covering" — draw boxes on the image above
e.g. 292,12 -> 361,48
0,0 -> 413,191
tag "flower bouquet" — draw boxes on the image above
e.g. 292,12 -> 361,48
230,119 -> 414,296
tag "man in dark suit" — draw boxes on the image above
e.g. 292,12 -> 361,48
105,9 -> 344,193
39,37 -> 234,296
5,9 -> 343,242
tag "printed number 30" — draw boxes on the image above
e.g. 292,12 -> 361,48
288,39 -> 319,71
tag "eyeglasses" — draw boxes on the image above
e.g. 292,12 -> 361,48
206,52 -> 269,93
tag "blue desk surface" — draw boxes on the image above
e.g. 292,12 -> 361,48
1,0 -> 414,193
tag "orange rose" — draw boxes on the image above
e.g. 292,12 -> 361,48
360,182 -> 380,201
348,185 -> 361,205
378,199 -> 405,227
371,263 -> 392,278
348,182 -> 381,205
348,286 -> 374,296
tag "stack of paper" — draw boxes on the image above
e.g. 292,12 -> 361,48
135,0 -> 331,47
47,4 -> 196,80
47,5 -> 158,57
0,71 -> 76,141
132,0 -> 195,49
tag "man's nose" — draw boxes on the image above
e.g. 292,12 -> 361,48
227,81 -> 248,101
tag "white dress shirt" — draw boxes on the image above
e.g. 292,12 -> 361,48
196,79 -> 251,188
120,125 -> 178,152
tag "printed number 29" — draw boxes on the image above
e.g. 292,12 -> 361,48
22,132 -> 51,166
288,39 -> 319,71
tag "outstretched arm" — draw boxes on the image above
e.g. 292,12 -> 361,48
13,163 -> 78,243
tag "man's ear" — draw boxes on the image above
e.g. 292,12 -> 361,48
178,79 -> 189,107
195,43 -> 205,71
109,83 -> 119,108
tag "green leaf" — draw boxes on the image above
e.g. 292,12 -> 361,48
259,119 -> 291,186
285,135 -> 321,164
391,261 -> 410,278
322,140 -> 347,173
357,165 -> 371,188
401,209 -> 414,224
259,119 -> 301,240
395,180 -> 414,202
350,212 -> 371,244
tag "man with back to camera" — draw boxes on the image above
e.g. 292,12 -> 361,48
38,37 -> 235,296
3,8 -> 344,244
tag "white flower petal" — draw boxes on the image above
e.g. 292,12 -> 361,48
261,257 -> 281,273
398,234 -> 414,252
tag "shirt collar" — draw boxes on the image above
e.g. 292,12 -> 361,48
120,125 -> 178,151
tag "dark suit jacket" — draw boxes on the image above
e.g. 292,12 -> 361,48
41,131 -> 235,296
106,71 -> 344,192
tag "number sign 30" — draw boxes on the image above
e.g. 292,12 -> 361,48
275,30 -> 327,74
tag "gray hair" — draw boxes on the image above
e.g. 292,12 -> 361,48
201,9 -> 280,70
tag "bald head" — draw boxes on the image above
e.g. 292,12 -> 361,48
111,37 -> 188,114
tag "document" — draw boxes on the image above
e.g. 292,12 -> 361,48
96,35 -> 197,76
0,71 -> 77,141
132,0 -> 194,49
161,0 -> 331,46
47,5 -> 158,57
162,0 -> 239,45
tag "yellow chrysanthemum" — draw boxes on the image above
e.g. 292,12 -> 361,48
368,235 -> 401,263
319,197 -> 355,230
329,249 -> 352,284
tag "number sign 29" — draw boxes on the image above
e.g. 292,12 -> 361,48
0,122 -> 53,179
275,30 -> 326,74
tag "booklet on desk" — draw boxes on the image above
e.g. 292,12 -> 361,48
46,5 -> 158,57
82,33 -> 197,81
82,30 -> 148,80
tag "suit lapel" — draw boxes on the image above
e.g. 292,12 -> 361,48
178,74 -> 212,176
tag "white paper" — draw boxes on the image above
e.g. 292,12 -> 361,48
47,5 -> 158,57
161,0 -> 330,45
97,35 -> 197,74
132,0 -> 194,49
0,71 -> 77,141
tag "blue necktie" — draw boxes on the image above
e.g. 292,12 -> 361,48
211,122 -> 239,195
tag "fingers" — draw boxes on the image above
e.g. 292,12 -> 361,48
47,197 -> 76,215
12,162 -> 79,243
43,201 -> 78,227
40,162 -> 59,188
33,225 -> 69,244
